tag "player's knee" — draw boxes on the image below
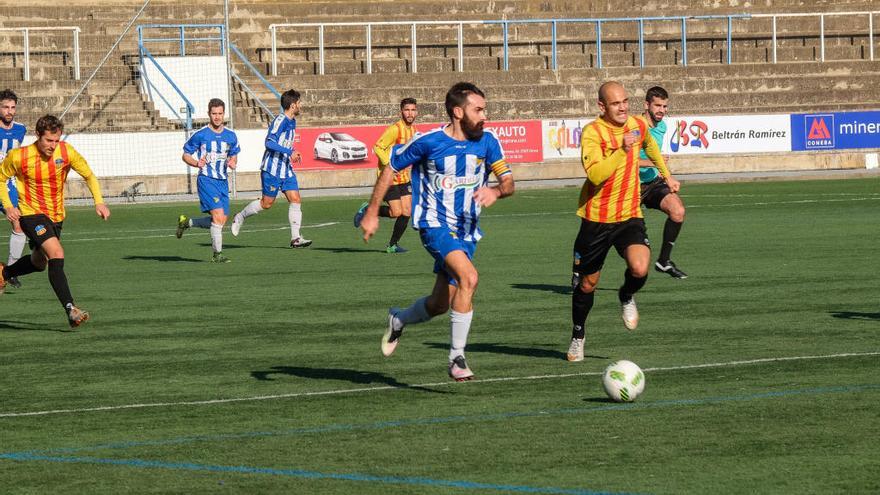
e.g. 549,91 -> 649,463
214,214 -> 228,225
669,205 -> 685,223
457,271 -> 479,292
389,205 -> 403,217
260,198 -> 274,209
576,274 -> 598,293
629,263 -> 649,279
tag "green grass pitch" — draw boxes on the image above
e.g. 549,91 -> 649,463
1,177 -> 878,494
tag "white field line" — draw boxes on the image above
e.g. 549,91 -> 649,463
56,222 -> 339,243
1,351 -> 877,418
5,195 -> 877,243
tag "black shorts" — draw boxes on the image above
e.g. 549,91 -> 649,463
384,183 -> 412,202
19,214 -> 63,250
572,218 -> 650,277
640,177 -> 672,210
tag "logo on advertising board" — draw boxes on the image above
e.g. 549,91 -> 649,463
804,114 -> 834,149
669,119 -> 710,153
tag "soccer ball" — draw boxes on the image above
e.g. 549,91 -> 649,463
602,360 -> 645,402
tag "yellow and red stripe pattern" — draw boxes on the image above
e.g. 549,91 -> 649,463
374,119 -> 415,186
578,116 -> 659,223
0,142 -> 104,222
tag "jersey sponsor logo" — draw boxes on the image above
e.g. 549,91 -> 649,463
804,114 -> 834,149
54,158 -> 64,165
433,174 -> 481,191
35,224 -> 47,236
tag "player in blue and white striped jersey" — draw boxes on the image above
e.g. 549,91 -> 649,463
230,89 -> 312,248
361,82 -> 515,381
176,98 -> 240,263
0,89 -> 27,288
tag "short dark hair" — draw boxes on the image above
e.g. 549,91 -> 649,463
208,98 -> 225,111
0,89 -> 17,103
645,86 -> 669,102
281,89 -> 301,111
445,82 -> 484,120
400,97 -> 417,109
36,115 -> 63,136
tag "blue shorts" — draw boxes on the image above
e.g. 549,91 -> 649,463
197,175 -> 229,215
0,179 -> 18,214
419,226 -> 477,285
261,170 -> 299,198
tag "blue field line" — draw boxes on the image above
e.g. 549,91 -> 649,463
0,452 -> 633,495
8,384 -> 879,459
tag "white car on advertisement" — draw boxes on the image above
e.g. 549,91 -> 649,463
313,132 -> 368,163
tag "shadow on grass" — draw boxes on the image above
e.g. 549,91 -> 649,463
250,366 -> 448,394
582,397 -> 618,404
196,242 -> 247,250
0,320 -> 74,333
310,247 -> 386,254
830,311 -> 880,321
123,255 -> 203,263
510,283 -> 617,294
424,342 -> 607,361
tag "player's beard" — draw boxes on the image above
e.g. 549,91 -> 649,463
649,111 -> 664,125
462,115 -> 484,141
0,114 -> 12,126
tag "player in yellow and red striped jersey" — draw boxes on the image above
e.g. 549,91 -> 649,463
353,98 -> 418,253
0,115 -> 110,328
567,81 -> 668,362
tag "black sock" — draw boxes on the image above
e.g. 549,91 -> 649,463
572,286 -> 594,339
378,205 -> 392,218
389,215 -> 409,246
4,256 -> 43,279
658,219 -> 683,263
619,269 -> 647,303
47,259 -> 74,309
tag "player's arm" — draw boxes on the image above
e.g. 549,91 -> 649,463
227,136 -> 241,170
362,138 -> 421,241
68,146 -> 110,220
474,136 -> 514,207
264,119 -> 291,156
641,132 -> 680,192
642,132 -> 671,179
0,153 -> 19,220
182,134 -> 205,168
582,127 -> 626,185
373,125 -> 398,168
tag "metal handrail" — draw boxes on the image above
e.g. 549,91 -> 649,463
751,11 -> 879,62
0,26 -> 80,81
139,46 -> 195,129
269,20 -> 486,75
137,24 -> 225,56
229,42 -> 280,120
268,12 -> 878,74
486,15 -> 750,68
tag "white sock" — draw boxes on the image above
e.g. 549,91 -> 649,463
8,231 -> 26,265
393,296 -> 432,331
210,223 -> 223,252
449,310 -> 473,361
288,202 -> 302,240
240,199 -> 263,219
191,216 -> 213,229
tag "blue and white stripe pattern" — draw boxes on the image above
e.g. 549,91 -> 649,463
390,127 -> 508,242
0,122 -> 26,162
183,126 -> 240,180
261,114 -> 297,179
0,122 -> 26,191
